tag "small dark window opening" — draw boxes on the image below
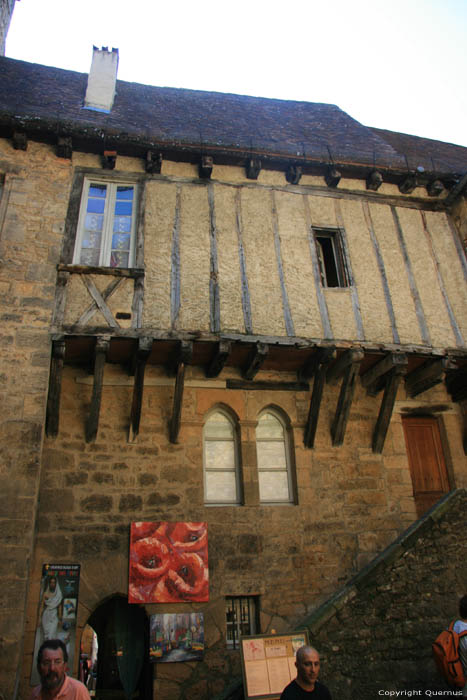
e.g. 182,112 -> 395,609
226,596 -> 259,649
315,230 -> 349,288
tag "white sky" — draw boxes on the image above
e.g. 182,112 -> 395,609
5,0 -> 467,148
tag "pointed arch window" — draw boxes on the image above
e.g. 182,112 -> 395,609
203,410 -> 241,505
256,410 -> 294,504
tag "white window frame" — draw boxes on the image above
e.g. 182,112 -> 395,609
73,178 -> 137,268
314,228 -> 349,288
256,409 -> 294,505
203,408 -> 242,506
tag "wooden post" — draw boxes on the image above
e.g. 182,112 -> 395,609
128,337 -> 153,442
242,343 -> 268,380
46,338 -> 66,438
169,362 -> 186,444
303,348 -> 336,448
85,337 -> 110,443
206,340 -> 231,378
327,350 -> 363,446
372,366 -> 406,453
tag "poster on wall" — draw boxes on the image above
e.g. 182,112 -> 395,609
149,613 -> 204,662
129,522 -> 209,603
240,632 -> 309,700
30,564 -> 81,686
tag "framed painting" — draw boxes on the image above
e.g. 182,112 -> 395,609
149,613 -> 204,662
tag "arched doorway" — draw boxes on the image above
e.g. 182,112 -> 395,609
85,596 -> 152,699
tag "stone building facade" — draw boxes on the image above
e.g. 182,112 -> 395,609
0,49 -> 466,700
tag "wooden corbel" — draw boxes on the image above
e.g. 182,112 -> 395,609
361,353 -> 408,396
102,150 -> 117,170
145,150 -> 162,174
303,347 -> 336,448
199,155 -> 213,179
169,341 -> 193,444
366,170 -> 383,191
85,336 -> 110,443
398,174 -> 417,194
206,340 -> 231,378
13,131 -> 28,150
57,136 -> 73,159
325,166 -> 341,188
246,158 -> 262,180
426,179 -> 444,197
242,343 -> 269,380
45,337 -> 66,438
327,349 -> 363,446
286,165 -> 302,185
405,356 -> 456,398
128,337 -> 153,442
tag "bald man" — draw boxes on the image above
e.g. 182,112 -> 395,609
280,646 -> 332,699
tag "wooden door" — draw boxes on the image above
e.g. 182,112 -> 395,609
402,416 -> 450,517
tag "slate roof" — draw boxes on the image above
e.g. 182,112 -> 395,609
0,55 -> 466,176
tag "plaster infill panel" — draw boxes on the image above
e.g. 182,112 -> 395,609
213,184 -> 246,333
324,288 -> 358,341
305,193 -> 338,228
339,199 -> 393,344
274,190 -> 323,337
178,184 -> 211,331
424,211 -> 467,346
368,202 -> 422,346
396,207 -> 456,349
240,187 -> 286,336
142,181 -> 176,329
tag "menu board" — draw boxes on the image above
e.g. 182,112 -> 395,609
240,632 -> 308,699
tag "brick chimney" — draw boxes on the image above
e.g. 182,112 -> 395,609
84,46 -> 119,112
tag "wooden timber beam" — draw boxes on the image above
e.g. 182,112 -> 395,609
303,348 -> 336,448
227,379 -> 309,391
405,357 -> 457,398
361,353 -> 408,396
45,338 -> 66,438
445,366 -> 467,402
206,340 -> 231,378
328,350 -> 363,446
169,341 -> 193,443
242,343 -> 269,381
128,337 -> 153,442
85,337 -> 110,443
372,365 -> 407,454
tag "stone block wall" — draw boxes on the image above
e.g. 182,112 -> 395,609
302,489 -> 467,698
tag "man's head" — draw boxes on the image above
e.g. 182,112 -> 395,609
37,639 -> 68,691
295,645 -> 320,689
460,594 -> 467,620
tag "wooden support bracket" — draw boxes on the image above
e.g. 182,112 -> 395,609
57,136 -> 73,159
445,366 -> 467,403
242,343 -> 269,380
361,353 -> 408,396
206,340 -> 231,378
145,150 -> 163,174
366,170 -> 383,191
46,338 -> 66,438
13,131 -> 27,150
330,353 -> 363,446
102,150 -> 117,169
325,166 -> 341,188
85,337 -> 110,443
298,347 -> 335,382
199,156 -> 213,179
326,349 -> 364,383
372,365 -> 407,454
246,158 -> 261,180
303,348 -> 336,449
398,174 -> 417,194
286,165 -> 302,185
405,357 -> 456,398
128,337 -> 153,442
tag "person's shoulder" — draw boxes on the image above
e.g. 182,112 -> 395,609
64,675 -> 91,698
315,680 -> 332,699
280,680 -> 297,698
29,684 -> 42,700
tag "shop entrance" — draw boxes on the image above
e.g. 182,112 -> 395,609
84,596 -> 152,700
402,416 -> 451,518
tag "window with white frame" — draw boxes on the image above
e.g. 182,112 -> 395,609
73,180 -> 137,268
226,596 -> 259,649
314,228 -> 349,288
256,410 -> 294,504
203,410 -> 241,505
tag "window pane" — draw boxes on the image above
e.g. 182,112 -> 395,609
259,471 -> 290,502
81,231 -> 102,249
205,441 -> 235,470
257,441 -> 286,469
113,216 -> 132,233
204,413 -> 233,439
256,413 -> 283,439
79,248 -> 100,266
114,200 -> 133,216
205,471 -> 237,502
85,213 -> 104,232
111,233 -> 131,251
110,251 -> 129,268
116,186 -> 134,200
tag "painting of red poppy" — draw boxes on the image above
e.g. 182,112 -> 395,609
129,522 -> 209,603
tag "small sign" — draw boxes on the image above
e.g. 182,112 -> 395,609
240,632 -> 308,699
